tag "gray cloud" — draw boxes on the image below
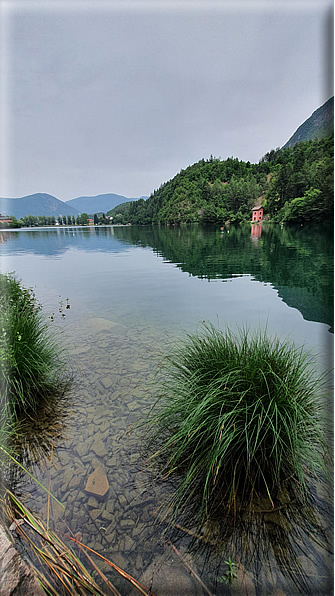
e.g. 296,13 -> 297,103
2,2 -> 332,200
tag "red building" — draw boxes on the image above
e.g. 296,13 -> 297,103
0,215 -> 12,223
251,206 -> 263,222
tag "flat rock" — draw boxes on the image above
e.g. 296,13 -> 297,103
91,438 -> 108,457
101,376 -> 113,389
85,317 -> 120,334
41,500 -> 65,523
89,509 -> 101,521
85,467 -> 109,497
76,442 -> 87,457
0,524 -> 45,595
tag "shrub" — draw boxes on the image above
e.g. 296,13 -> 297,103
145,324 -> 328,528
0,273 -> 70,421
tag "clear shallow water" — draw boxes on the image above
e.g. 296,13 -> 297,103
0,223 -> 333,594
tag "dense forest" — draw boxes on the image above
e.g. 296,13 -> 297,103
108,134 -> 333,225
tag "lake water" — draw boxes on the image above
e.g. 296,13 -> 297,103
0,223 -> 333,595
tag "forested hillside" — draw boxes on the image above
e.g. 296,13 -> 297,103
108,134 -> 333,225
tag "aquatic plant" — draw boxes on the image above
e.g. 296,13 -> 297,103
217,557 -> 238,585
1,490 -> 155,596
145,323 -> 329,528
0,273 -> 71,420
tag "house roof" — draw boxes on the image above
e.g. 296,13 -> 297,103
251,205 -> 263,211
252,196 -> 263,209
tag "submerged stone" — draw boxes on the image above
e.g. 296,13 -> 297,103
0,525 -> 45,595
89,509 -> 101,521
85,467 -> 109,497
101,376 -> 113,389
91,438 -> 108,457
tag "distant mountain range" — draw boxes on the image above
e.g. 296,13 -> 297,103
282,96 -> 333,148
0,193 -> 79,219
65,193 -> 142,214
0,192 -> 146,219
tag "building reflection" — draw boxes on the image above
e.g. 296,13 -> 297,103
251,223 -> 262,240
0,231 -> 14,244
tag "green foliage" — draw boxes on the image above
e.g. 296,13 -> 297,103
264,135 -> 333,221
278,188 -> 322,223
0,274 -> 71,422
80,212 -> 89,225
109,134 -> 333,225
0,216 -> 22,229
109,156 -> 264,225
91,212 -> 111,225
217,558 -> 238,584
19,215 -> 56,227
144,324 -> 328,529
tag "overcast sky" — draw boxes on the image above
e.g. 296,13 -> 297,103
0,0 -> 333,201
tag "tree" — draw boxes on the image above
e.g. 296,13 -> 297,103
265,177 -> 281,216
80,213 -> 89,225
8,216 -> 21,228
280,188 -> 322,223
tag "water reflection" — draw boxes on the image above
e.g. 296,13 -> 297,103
250,222 -> 262,240
112,223 -> 333,329
0,226 -> 129,258
0,224 -> 333,329
157,478 -> 333,595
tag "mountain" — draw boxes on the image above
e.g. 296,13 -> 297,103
282,96 -> 334,148
65,193 -> 140,214
108,133 -> 333,225
0,193 -> 79,219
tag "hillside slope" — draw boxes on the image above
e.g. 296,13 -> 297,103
108,134 -> 333,225
282,96 -> 334,148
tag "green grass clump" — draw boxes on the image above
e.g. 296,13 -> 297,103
145,324 -> 328,527
0,273 -> 70,422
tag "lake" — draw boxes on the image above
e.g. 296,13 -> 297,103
0,222 -> 333,595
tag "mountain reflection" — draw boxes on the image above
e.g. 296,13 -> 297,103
113,223 -> 333,330
0,223 -> 332,329
0,227 -> 130,257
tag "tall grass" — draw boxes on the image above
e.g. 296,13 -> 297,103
0,273 -> 71,422
1,490 -> 155,596
145,323 -> 329,528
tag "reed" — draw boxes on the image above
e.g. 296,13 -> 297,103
0,273 -> 71,420
1,490 -> 155,596
145,323 -> 328,527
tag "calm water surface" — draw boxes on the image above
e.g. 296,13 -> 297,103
0,223 -> 333,595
